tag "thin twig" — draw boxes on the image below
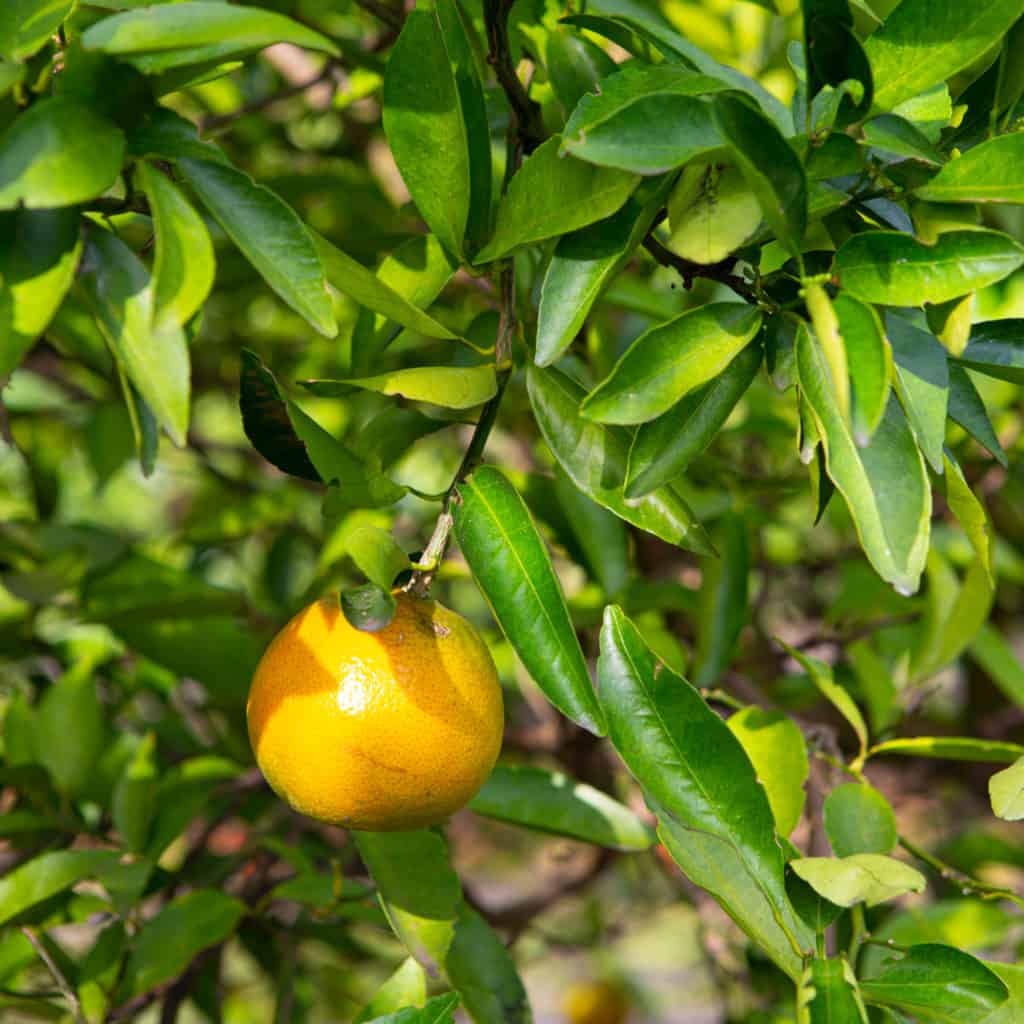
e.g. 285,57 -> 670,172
483,0 -> 544,153
642,234 -> 760,304
20,928 -> 82,1023
898,835 -> 1024,909
794,613 -> 919,651
352,0 -> 404,32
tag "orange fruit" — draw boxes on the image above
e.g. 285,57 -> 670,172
562,981 -> 629,1024
247,592 -> 503,830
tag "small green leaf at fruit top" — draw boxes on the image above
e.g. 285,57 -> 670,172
341,583 -> 398,633
665,162 -> 762,265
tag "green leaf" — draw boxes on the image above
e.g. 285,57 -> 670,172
713,93 -> 807,256
34,664 -> 106,798
454,465 -> 604,734
860,944 -> 1008,1023
81,3 -> 339,60
355,958 -> 428,1024
581,303 -> 762,425
969,623 -> 1024,710
137,161 -> 214,330
798,958 -> 869,1024
783,643 -> 869,763
867,737 -> 1024,763
624,343 -> 761,499
727,707 -> 808,837
0,0 -> 73,61
989,757 -> 1024,821
313,231 -> 459,343
79,224 -> 190,446
956,319 -> 1024,384
112,733 -> 157,853
476,136 -> 639,262
0,850 -> 121,927
833,294 -> 891,445
543,25 -> 616,115
797,322 -> 930,595
693,513 -> 749,687
341,584 -> 398,633
343,526 -> 409,590
122,891 -> 245,998
382,4 -> 489,261
0,98 -> 124,209
177,158 -> 336,337
862,114 -> 944,166
916,133 -> 1024,203
126,107 -> 228,165
526,365 -> 713,554
560,64 -> 729,174
0,208 -> 81,377
802,3 -> 874,125
823,783 -> 897,857
469,762 -> 653,850
864,0 -> 1024,111
836,230 -> 1024,306
947,364 -> 1007,465
304,366 -> 496,410
885,314 -> 949,473
791,854 -> 926,907
598,606 -> 807,974
536,180 -> 671,367
364,993 -> 461,1024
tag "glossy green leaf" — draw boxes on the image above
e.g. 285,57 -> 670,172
956,319 -> 1024,384
137,161 -> 214,330
313,231 -> 458,343
0,0 -> 73,61
81,3 -> 339,59
34,664 -> 106,798
791,854 -> 926,907
989,757 -> 1024,821
860,944 -> 1008,1022
862,114 -> 943,165
552,464 -> 630,597
304,366 -> 496,410
383,3 -> 489,261
177,158 -> 336,337
625,343 -> 761,499
536,180 -> 670,367
798,958 -> 869,1024
867,736 -> 1024,763
797,322 -> 930,595
112,733 -> 157,853
0,850 -> 122,927
561,64 -> 729,174
355,959 -> 428,1024
885,314 -> 948,473
943,452 -> 994,578
837,230 -> 1024,306
527,365 -> 713,554
0,208 -> 81,377
454,465 -> 604,734
916,133 -> 1024,203
543,25 -> 616,116
693,513 -> 749,687
784,643 -> 869,762
122,891 -> 245,998
364,993 -> 460,1024
947,364 -> 1006,465
341,584 -> 397,633
864,0 -> 1024,111
0,98 -> 124,210
343,526 -> 409,591
969,623 -> 1024,710
727,707 -> 808,837
713,94 -> 807,256
470,763 -> 653,850
823,783 -> 897,857
598,606 -> 806,973
79,224 -> 190,447
582,303 -> 762,425
476,137 -> 639,262
833,293 -> 891,445
126,107 -> 228,165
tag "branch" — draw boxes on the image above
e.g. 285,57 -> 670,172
898,835 -> 1024,910
20,928 -> 82,1023
643,234 -> 759,305
483,0 -> 544,154
353,0 -> 404,32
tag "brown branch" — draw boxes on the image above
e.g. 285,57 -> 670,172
643,234 -> 759,304
353,0 -> 404,32
483,0 -> 544,154
20,928 -> 82,1023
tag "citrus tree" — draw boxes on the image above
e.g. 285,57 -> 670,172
4,0 -> 1024,1021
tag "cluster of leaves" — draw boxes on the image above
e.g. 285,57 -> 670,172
5,0 -> 1024,1022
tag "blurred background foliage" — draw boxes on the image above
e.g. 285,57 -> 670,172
4,0 -> 1024,1022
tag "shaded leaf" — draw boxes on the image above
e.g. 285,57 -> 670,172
957,319 -> 1024,384
823,783 -> 897,857
947,364 -> 1006,465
